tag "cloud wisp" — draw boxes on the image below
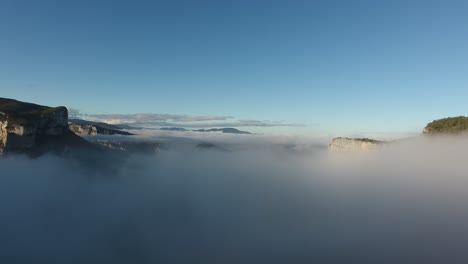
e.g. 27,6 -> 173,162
67,108 -> 306,128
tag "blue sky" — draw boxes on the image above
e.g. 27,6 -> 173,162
1,0 -> 467,137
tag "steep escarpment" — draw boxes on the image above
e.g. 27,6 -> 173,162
0,98 -> 92,155
68,119 -> 134,136
423,116 -> 468,134
329,137 -> 386,153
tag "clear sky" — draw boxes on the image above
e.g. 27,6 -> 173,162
1,0 -> 467,137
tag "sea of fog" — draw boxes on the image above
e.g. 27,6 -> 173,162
1,132 -> 468,263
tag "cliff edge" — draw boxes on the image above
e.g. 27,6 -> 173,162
0,98 -> 91,155
328,137 -> 386,153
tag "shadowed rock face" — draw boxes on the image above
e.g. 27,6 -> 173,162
0,98 -> 90,155
328,137 -> 386,153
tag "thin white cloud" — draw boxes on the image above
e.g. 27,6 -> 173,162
86,113 -> 234,124
67,109 -> 306,128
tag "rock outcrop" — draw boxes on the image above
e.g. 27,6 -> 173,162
68,119 -> 134,136
69,122 -> 98,135
328,137 -> 386,153
89,139 -> 161,154
0,98 -> 91,155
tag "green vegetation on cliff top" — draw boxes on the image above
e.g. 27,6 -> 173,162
424,116 -> 468,134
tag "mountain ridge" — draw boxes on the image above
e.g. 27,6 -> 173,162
160,127 -> 252,134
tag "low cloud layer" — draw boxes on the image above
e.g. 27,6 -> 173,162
1,135 -> 468,263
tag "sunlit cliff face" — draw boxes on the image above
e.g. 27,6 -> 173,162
1,134 -> 468,263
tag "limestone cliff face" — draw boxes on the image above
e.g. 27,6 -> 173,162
0,98 -> 71,155
0,120 -> 9,153
0,120 -> 36,153
68,119 -> 133,136
328,137 -> 385,153
69,123 -> 98,136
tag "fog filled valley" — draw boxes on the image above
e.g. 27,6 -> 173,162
2,133 -> 468,263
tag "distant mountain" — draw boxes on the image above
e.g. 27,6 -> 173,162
423,116 -> 468,134
69,119 -> 134,136
193,128 -> 252,134
160,127 -> 188,132
160,127 -> 252,134
195,142 -> 228,151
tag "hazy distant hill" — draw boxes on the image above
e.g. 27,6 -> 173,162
193,128 -> 251,134
195,142 -> 228,151
160,127 -> 251,134
423,116 -> 468,134
160,127 -> 188,132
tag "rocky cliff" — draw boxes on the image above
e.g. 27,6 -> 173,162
69,122 -> 99,135
68,119 -> 134,136
0,98 -> 90,155
328,137 -> 386,153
